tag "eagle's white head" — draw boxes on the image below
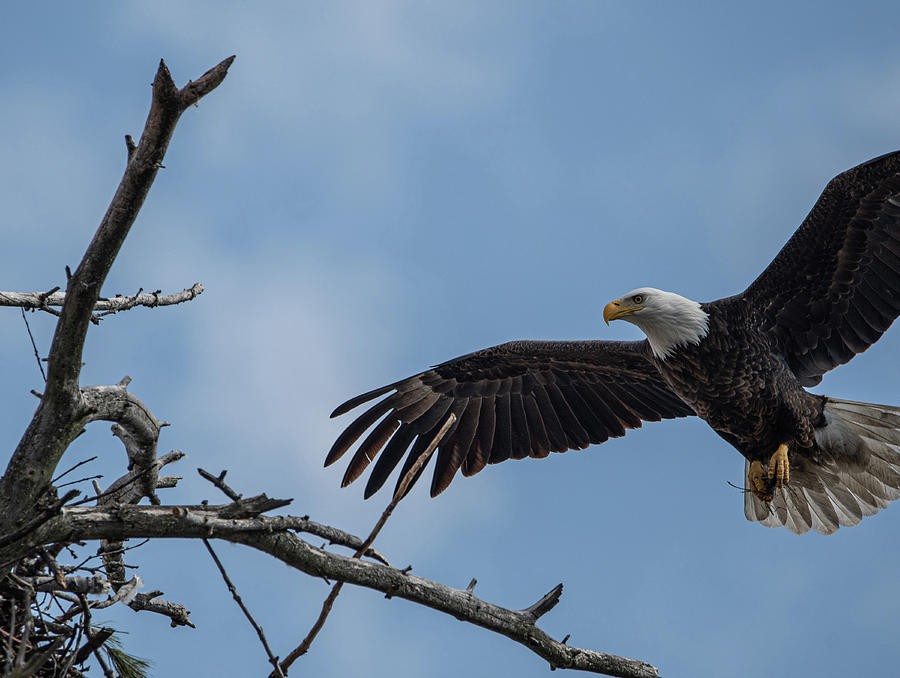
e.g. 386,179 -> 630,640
603,287 -> 710,360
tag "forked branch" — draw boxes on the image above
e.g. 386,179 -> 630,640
0,55 -> 234,558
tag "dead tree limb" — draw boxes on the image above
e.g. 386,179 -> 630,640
0,57 -> 234,552
197,468 -> 389,565
0,284 -> 204,315
26,504 -> 658,678
0,57 -> 233,671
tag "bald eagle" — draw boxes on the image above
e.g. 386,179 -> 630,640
326,151 -> 900,535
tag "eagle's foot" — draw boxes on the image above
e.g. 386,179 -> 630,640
767,443 -> 790,488
748,460 -> 773,502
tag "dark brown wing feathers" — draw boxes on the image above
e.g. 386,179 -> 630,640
741,150 -> 900,385
327,340 -> 694,498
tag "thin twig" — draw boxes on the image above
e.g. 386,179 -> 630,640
5,594 -> 16,675
71,539 -> 150,571
197,468 -> 241,502
56,475 -> 104,490
275,413 -> 456,676
74,594 -> 114,678
52,457 -> 99,485
197,468 -> 388,562
59,606 -> 84,678
68,464 -> 160,507
20,308 -> 47,382
14,588 -> 34,670
203,539 -> 284,677
9,637 -> 66,678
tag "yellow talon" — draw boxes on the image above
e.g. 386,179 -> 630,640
748,460 -> 772,502
767,443 -> 790,488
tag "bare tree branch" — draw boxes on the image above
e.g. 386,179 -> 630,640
0,284 -> 205,315
197,468 -> 390,564
20,308 -> 47,382
203,540 -> 284,677
80,381 -> 169,505
8,638 -> 66,678
286,517 -> 390,566
197,468 -> 242,502
0,56 -> 234,552
18,576 -> 108,595
88,416 -> 191,628
129,591 -> 195,629
0,490 -> 80,552
27,504 -> 658,678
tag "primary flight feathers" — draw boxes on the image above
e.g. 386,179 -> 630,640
327,341 -> 695,498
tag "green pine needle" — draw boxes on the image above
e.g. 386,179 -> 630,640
102,633 -> 152,678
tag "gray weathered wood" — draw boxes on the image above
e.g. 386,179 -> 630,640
31,504 -> 659,678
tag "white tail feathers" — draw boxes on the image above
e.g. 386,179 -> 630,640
744,398 -> 900,535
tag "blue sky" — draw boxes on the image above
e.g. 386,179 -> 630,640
2,3 -> 900,677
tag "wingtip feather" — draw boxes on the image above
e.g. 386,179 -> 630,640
331,384 -> 395,418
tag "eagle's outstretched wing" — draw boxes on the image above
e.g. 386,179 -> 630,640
326,340 -> 693,498
740,150 -> 900,386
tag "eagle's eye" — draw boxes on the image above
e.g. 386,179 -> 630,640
632,294 -> 645,304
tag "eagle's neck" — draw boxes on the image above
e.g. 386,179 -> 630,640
629,293 -> 710,360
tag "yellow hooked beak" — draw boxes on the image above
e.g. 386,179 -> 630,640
603,299 -> 643,325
